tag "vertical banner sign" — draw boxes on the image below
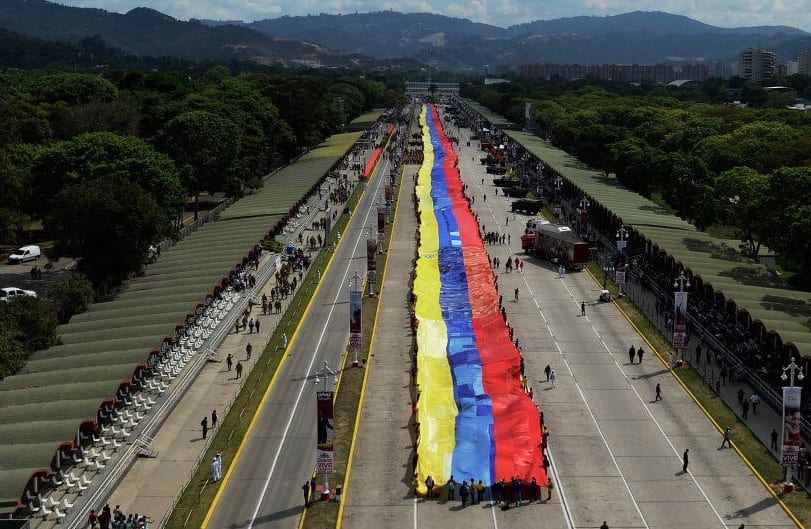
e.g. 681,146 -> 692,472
316,391 -> 335,474
366,238 -> 377,284
377,207 -> 386,232
615,270 -> 626,288
616,239 -> 628,256
385,185 -> 393,205
781,386 -> 802,467
349,289 -> 362,350
673,291 -> 688,349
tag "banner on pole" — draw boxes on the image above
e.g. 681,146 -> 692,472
316,391 -> 335,474
349,289 -> 362,350
377,207 -> 386,232
367,238 -> 377,283
673,291 -> 688,349
781,386 -> 802,467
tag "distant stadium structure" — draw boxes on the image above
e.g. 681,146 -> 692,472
405,81 -> 460,98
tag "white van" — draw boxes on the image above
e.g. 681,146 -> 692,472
7,245 -> 41,264
0,287 -> 37,302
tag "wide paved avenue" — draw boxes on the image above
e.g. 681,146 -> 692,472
200,104 -> 796,529
341,106 -> 796,529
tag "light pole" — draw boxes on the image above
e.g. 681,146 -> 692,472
578,197 -> 590,237
673,271 -> 690,361
782,356 -> 806,387
781,356 -> 805,486
602,261 -> 614,290
616,225 -> 629,256
365,225 -> 376,297
314,361 -> 338,500
553,176 -> 563,219
349,271 -> 362,367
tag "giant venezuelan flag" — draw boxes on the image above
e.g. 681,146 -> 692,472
413,103 -> 545,494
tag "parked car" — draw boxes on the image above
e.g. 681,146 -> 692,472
0,287 -> 37,302
7,245 -> 41,264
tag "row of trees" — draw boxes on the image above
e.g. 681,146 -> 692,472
0,67 -> 404,292
464,79 -> 811,282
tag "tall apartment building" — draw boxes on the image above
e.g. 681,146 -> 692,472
737,48 -> 776,82
798,50 -> 811,76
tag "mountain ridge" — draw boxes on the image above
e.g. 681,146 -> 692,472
1,3 -> 810,71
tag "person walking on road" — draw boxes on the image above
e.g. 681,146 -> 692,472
628,345 -> 636,364
211,409 -> 218,429
669,352 -> 675,370
544,364 -> 551,382
447,475 -> 456,500
721,427 -> 732,448
549,369 -> 557,388
201,417 -> 208,440
226,353 -> 233,371
246,342 -> 253,360
425,475 -> 434,500
655,383 -> 662,401
235,361 -> 243,379
514,287 -> 519,301
771,428 -> 779,451
742,398 -> 750,420
248,317 -> 255,334
581,301 -> 586,316
737,388 -> 745,408
750,393 -> 760,414
460,480 -> 469,507
255,319 -> 261,334
601,522 -> 609,529
637,347 -> 644,363
682,449 -> 689,473
303,481 -> 310,507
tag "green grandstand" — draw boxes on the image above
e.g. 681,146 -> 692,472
0,131 -> 362,512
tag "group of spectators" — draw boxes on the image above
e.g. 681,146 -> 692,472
88,504 -> 149,529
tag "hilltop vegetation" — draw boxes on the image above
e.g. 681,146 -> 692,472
466,77 -> 811,284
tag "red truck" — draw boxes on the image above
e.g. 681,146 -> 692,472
521,223 -> 590,270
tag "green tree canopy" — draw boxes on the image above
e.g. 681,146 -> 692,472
47,173 -> 168,291
29,132 -> 184,219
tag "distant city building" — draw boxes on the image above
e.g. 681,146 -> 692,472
484,78 -> 510,85
404,81 -> 460,98
517,62 -> 707,83
786,61 -> 799,76
798,50 -> 811,76
737,48 -> 776,82
710,61 -> 732,79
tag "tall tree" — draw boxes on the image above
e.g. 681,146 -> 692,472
158,110 -> 240,217
712,167 -> 769,257
47,174 -> 168,292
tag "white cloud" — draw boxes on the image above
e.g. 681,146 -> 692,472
60,0 -> 811,29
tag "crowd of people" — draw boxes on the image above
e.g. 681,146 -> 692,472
88,503 -> 150,529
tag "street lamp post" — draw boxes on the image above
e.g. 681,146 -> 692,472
616,225 -> 629,256
673,271 -> 690,361
782,356 -> 806,387
578,197 -> 590,237
781,357 -> 805,486
314,361 -> 338,500
603,261 -> 614,290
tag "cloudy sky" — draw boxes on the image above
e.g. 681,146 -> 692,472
59,0 -> 811,30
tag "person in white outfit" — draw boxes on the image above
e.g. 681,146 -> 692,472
549,369 -> 556,388
212,453 -> 223,481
